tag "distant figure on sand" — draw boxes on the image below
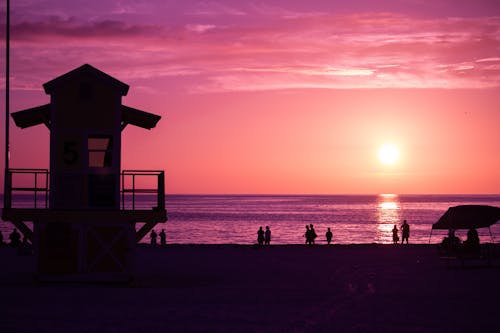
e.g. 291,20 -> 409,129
326,227 -> 333,245
310,224 -> 318,244
401,220 -> 410,244
9,228 -> 21,247
265,226 -> 271,245
159,229 -> 166,246
257,226 -> 265,245
150,229 -> 158,245
304,225 -> 312,245
0,230 -> 4,245
392,225 -> 399,244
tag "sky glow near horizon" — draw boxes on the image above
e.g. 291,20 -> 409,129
1,0 -> 500,194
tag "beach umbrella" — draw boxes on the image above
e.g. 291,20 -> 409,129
432,205 -> 500,230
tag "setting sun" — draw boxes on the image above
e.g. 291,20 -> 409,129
378,143 -> 400,165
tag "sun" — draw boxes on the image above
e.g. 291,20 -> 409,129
378,143 -> 400,165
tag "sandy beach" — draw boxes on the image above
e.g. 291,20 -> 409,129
1,243 -> 500,333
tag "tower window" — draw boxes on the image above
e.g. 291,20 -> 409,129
88,135 -> 112,167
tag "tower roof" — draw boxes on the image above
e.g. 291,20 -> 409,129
43,64 -> 129,96
13,64 -> 161,130
12,105 -> 161,130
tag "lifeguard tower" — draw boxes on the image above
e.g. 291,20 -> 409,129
2,64 -> 167,282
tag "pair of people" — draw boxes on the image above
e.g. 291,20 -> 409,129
456,228 -> 480,256
392,220 -> 410,244
257,226 -> 271,245
150,229 -> 167,246
304,224 -> 318,245
440,228 -> 480,255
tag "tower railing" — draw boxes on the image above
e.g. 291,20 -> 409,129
3,168 -> 49,209
120,170 -> 165,211
3,168 -> 165,212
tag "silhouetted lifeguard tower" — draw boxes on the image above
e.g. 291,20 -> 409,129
2,64 -> 167,282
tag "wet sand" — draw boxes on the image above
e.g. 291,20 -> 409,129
1,244 -> 500,332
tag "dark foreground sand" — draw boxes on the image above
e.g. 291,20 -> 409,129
1,244 -> 500,333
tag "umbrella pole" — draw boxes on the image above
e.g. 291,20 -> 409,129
488,227 -> 494,243
428,229 -> 433,244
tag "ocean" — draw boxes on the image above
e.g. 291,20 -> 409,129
3,194 -> 499,245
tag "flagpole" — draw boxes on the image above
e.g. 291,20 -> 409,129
4,0 -> 10,208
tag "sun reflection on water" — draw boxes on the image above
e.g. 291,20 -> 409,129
376,194 -> 401,243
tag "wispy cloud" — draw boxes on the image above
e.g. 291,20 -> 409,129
10,17 -> 162,41
185,24 -> 217,33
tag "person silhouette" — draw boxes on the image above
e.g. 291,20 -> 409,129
304,225 -> 312,245
440,229 -> 460,254
159,229 -> 166,246
464,228 -> 480,255
150,229 -> 158,245
326,227 -> 333,245
309,224 -> 318,244
0,230 -> 4,245
257,226 -> 265,245
264,226 -> 271,245
401,220 -> 410,244
392,225 -> 399,244
9,228 -> 21,247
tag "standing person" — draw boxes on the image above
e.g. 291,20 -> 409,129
264,226 -> 271,245
325,227 -> 333,245
150,229 -> 158,245
159,229 -> 167,246
392,225 -> 399,244
257,226 -> 265,245
309,224 -> 318,244
304,225 -> 311,245
0,230 -> 4,245
401,220 -> 410,244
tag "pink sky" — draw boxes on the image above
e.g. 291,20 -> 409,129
1,0 -> 500,194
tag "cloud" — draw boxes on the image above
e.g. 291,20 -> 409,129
476,57 -> 500,63
3,7 -> 500,92
185,24 -> 217,33
10,16 -> 162,41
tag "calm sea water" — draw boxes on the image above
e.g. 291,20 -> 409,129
2,194 -> 500,244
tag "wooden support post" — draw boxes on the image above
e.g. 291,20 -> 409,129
11,219 -> 33,241
136,221 -> 158,243
157,171 -> 165,211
